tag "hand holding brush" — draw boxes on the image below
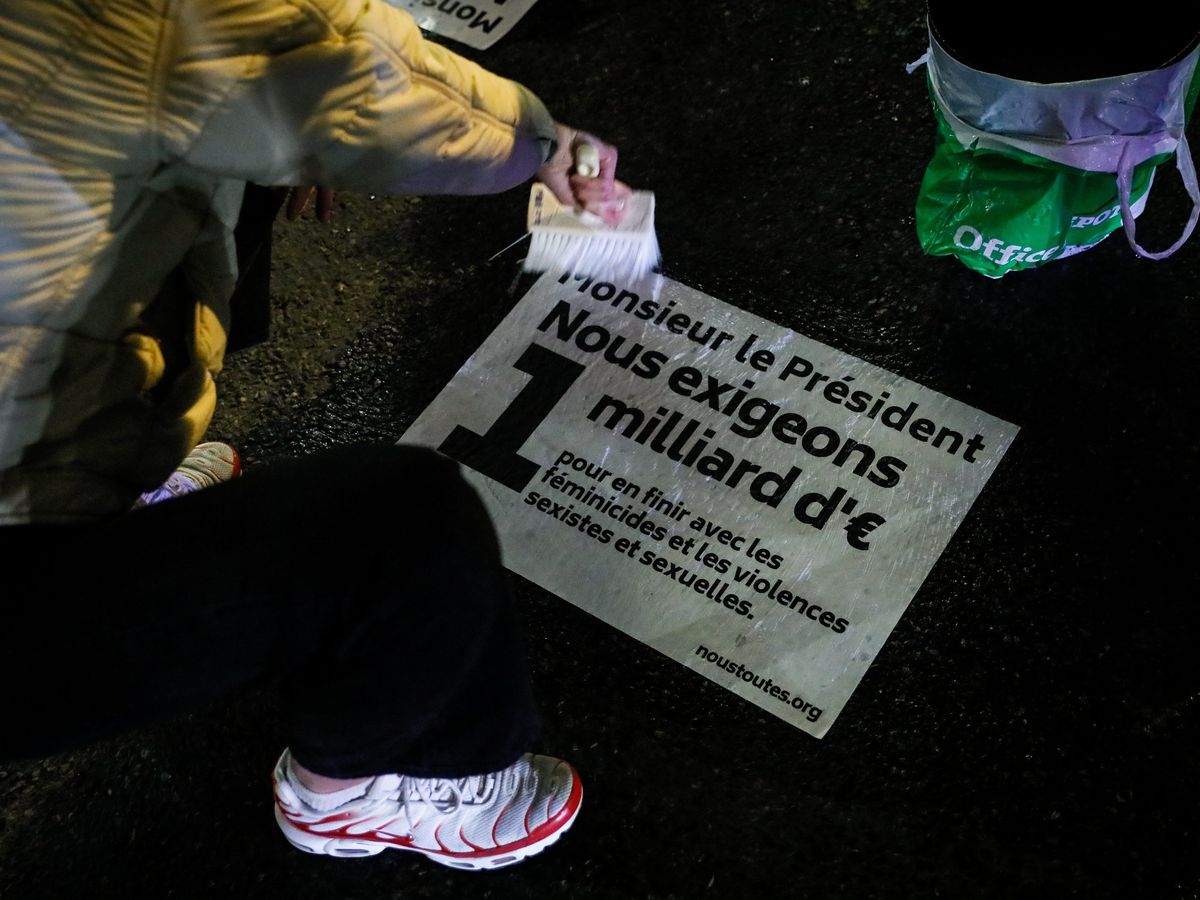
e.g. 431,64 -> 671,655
536,124 -> 632,227
523,122 -> 660,284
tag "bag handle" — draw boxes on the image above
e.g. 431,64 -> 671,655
1117,133 -> 1200,260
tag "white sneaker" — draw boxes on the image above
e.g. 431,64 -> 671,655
272,750 -> 582,870
135,442 -> 241,506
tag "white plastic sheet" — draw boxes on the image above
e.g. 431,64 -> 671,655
403,272 -> 1019,736
389,0 -> 540,50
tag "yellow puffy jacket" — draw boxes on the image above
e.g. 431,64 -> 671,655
0,0 -> 556,523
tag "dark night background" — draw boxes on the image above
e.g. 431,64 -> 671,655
2,2 -> 1198,898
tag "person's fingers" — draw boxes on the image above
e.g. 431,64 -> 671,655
285,186 -> 313,221
315,187 -> 336,223
535,123 -> 578,207
284,186 -> 335,222
582,134 -> 618,191
541,169 -> 575,208
570,177 -> 632,225
537,123 -> 629,223
567,131 -> 622,225
569,176 -> 631,204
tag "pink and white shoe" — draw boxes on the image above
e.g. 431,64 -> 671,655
272,750 -> 582,870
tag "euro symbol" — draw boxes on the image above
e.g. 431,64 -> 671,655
844,512 -> 885,550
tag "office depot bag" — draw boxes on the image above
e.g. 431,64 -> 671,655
914,37 -> 1200,278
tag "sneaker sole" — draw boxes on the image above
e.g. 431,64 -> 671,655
274,772 -> 582,871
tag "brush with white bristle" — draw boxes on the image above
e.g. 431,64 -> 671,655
522,142 -> 660,285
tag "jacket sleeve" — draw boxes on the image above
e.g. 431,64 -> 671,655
164,0 -> 558,196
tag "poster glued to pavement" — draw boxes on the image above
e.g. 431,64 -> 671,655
390,0 -> 539,50
402,272 -> 1019,736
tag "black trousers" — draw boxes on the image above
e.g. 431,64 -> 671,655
0,445 -> 540,779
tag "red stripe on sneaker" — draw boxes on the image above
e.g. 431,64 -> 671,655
377,815 -> 405,833
491,794 -> 517,847
497,764 -> 580,856
280,807 -> 361,827
522,763 -> 576,835
400,773 -> 581,861
460,824 -> 487,852
281,805 -> 416,849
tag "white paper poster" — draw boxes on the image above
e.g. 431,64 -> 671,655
402,272 -> 1019,736
391,0 -> 540,50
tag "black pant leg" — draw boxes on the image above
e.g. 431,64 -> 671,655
0,444 -> 540,778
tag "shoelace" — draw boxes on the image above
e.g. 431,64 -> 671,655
410,771 -> 501,814
367,767 -> 521,835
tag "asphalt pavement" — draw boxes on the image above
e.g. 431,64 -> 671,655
2,1 -> 1198,898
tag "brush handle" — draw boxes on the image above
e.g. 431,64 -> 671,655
573,141 -> 601,179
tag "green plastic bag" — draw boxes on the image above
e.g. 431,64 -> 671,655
914,35 -> 1200,278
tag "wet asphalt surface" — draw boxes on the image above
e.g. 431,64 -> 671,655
2,1 -> 1199,898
